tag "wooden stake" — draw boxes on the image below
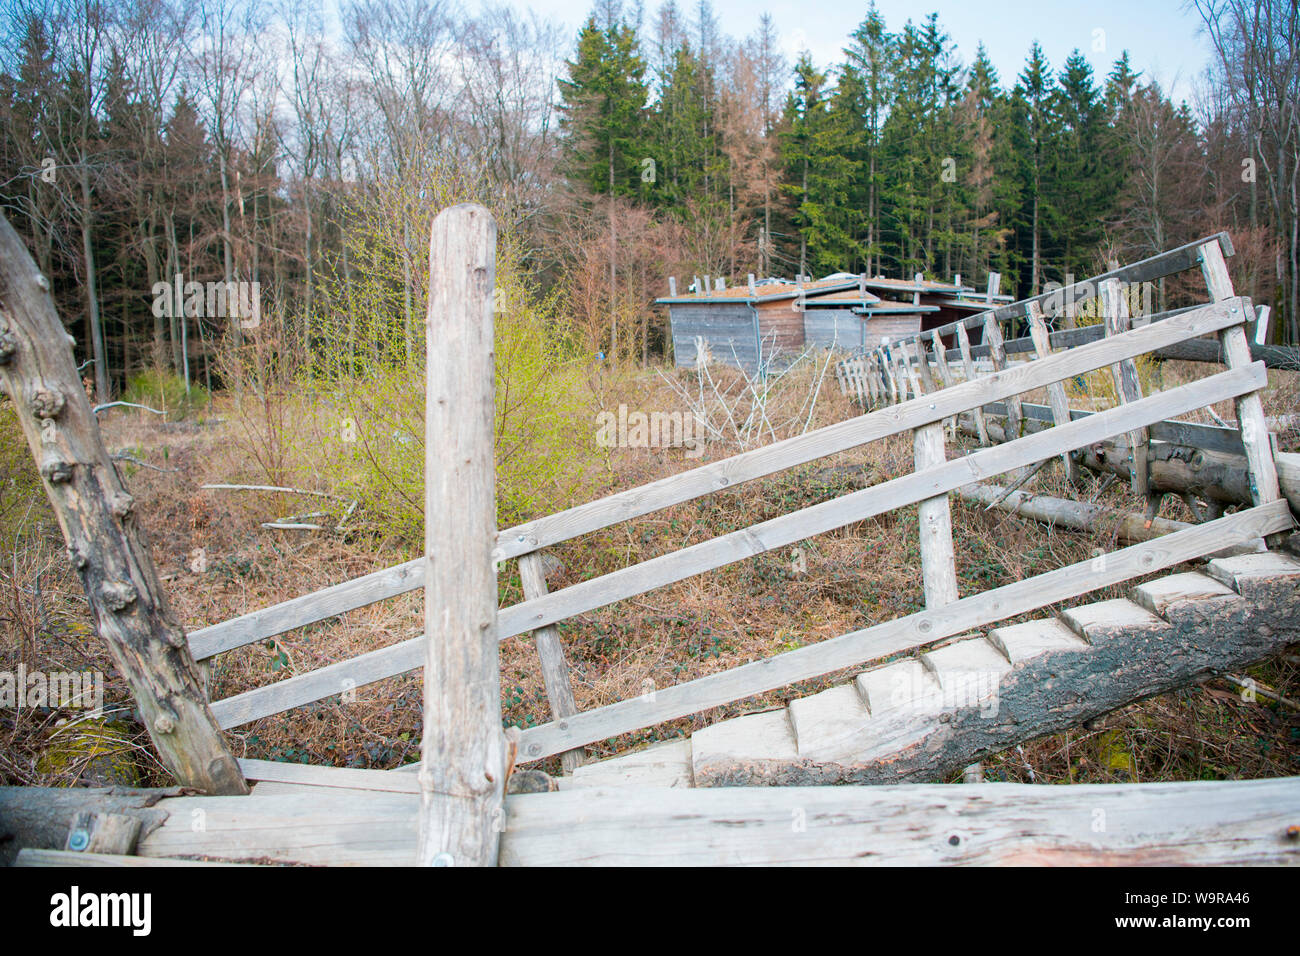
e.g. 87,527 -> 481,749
518,551 -> 586,774
1199,240 -> 1282,508
1025,301 -> 1080,484
418,204 -> 507,867
0,212 -> 246,795
1100,278 -> 1151,498
955,323 -> 990,445
982,314 -> 1022,438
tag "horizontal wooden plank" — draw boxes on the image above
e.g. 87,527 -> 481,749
209,364 -> 1270,730
11,771 -> 1296,866
515,498 -> 1292,760
14,848 -> 257,867
500,775 -> 1300,866
238,758 -> 420,794
979,401 -> 1246,456
885,232 -> 1233,348
191,298 -> 1251,662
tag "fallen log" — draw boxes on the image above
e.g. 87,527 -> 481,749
693,554 -> 1300,789
956,482 -> 1267,556
957,413 -> 1300,510
0,786 -> 175,866
957,482 -> 1191,543
1155,336 -> 1300,369
2,770 -> 1297,865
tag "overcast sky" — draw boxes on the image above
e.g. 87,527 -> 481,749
486,0 -> 1219,103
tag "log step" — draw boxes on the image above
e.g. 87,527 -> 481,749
565,549 -> 1300,789
561,738 -> 694,790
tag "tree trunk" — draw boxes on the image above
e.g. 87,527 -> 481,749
0,211 -> 246,796
78,167 -> 108,402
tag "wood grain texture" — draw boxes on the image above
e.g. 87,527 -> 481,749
518,551 -> 585,773
417,203 -> 506,867
1101,277 -> 1150,498
1200,241 -> 1283,509
500,776 -> 1300,866
17,771 -> 1289,866
0,212 -> 246,795
1026,301 -> 1079,483
694,562 -> 1300,787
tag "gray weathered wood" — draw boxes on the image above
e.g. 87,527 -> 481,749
954,322 -> 990,445
417,203 -> 506,867
9,771 -> 1289,866
914,425 -> 957,608
977,400 -> 1246,457
16,848 -> 255,866
240,758 -> 420,794
1200,241 -> 1282,510
0,786 -> 176,866
958,414 -> 1263,507
518,551 -> 586,773
209,361 -> 1268,729
982,314 -> 1023,438
693,566 -> 1300,787
515,497 -> 1290,761
1100,277 -> 1151,498
191,299 -> 1252,665
209,362 -> 1267,729
1025,301 -> 1079,483
64,811 -> 142,855
0,212 -> 246,796
880,231 -> 1235,353
501,774 -> 1300,866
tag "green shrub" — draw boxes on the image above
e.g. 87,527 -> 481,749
122,370 -> 209,421
301,172 -> 598,544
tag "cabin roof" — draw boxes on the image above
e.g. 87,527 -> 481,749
654,277 -> 862,305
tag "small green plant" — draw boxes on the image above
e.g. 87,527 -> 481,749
122,370 -> 209,421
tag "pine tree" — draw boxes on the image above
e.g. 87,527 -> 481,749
558,5 -> 649,359
842,3 -> 893,275
1012,41 -> 1057,295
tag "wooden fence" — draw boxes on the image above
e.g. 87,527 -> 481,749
185,232 -> 1292,772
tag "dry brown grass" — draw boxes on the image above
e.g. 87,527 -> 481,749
1,353 -> 1297,787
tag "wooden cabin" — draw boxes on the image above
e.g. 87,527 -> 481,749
658,277 -> 933,371
658,272 -> 1013,371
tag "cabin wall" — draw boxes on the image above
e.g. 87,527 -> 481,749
756,300 -> 806,359
803,309 -> 863,350
863,314 -> 922,349
668,303 -> 758,369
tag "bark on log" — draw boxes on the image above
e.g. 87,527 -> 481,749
0,212 -> 246,795
1155,336 -> 1300,369
0,786 -> 175,866
693,561 -> 1300,787
956,413 -> 1291,508
956,482 -> 1267,557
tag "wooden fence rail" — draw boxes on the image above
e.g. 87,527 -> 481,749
210,322 -> 1266,728
189,297 -> 1249,663
184,228 -> 1290,787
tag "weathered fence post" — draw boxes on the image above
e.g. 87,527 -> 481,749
417,203 -> 507,867
1025,301 -> 1080,484
518,551 -> 586,774
0,212 -> 246,795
